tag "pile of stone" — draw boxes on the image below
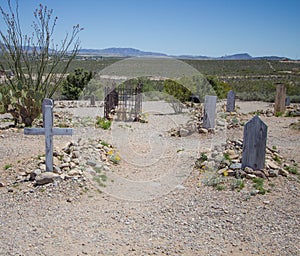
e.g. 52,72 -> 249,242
221,111 -> 247,129
252,104 -> 300,117
169,104 -> 214,137
55,101 -> 103,109
32,111 -> 74,128
7,138 -> 118,187
196,139 -> 292,181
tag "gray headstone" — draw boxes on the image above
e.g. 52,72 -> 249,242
242,115 -> 268,170
274,84 -> 286,113
285,96 -> 290,106
203,95 -> 217,129
24,99 -> 73,172
90,95 -> 96,106
226,90 -> 235,112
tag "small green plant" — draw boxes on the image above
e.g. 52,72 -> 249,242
223,153 -> 232,163
273,155 -> 282,164
230,178 -> 245,191
285,165 -> 298,175
200,153 -> 208,162
275,111 -> 283,117
93,174 -> 107,187
252,177 -> 266,195
100,140 -> 110,147
216,184 -> 225,191
272,145 -> 277,150
95,116 -> 112,130
203,174 -> 225,188
3,164 -> 12,170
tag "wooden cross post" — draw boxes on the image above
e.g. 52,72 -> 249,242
24,99 -> 73,172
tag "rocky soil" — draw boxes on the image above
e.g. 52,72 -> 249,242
0,100 -> 299,256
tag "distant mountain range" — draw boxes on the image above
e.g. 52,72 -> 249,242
78,47 -> 288,60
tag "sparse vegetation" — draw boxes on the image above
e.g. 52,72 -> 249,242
3,164 -> 12,170
95,116 -> 112,130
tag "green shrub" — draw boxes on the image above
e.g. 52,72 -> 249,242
95,117 -> 112,130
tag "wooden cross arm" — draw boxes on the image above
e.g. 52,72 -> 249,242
24,128 -> 73,136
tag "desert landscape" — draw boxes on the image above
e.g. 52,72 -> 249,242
0,99 -> 299,256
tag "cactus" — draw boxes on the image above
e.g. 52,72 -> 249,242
0,84 -> 43,126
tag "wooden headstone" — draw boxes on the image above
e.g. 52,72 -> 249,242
274,84 -> 286,113
226,90 -> 235,112
24,99 -> 73,172
203,95 -> 217,129
285,96 -> 290,106
242,115 -> 268,170
90,94 -> 96,106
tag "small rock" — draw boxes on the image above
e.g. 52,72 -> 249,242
199,128 -> 208,134
179,128 -> 189,137
68,169 -> 82,176
175,184 -> 185,190
244,166 -> 254,174
253,170 -> 267,179
266,159 -> 280,170
279,168 -> 289,177
268,169 -> 279,177
230,163 -> 242,170
217,120 -> 226,127
72,151 -> 80,159
35,172 -> 61,186
0,181 -> 5,187
53,166 -> 62,174
86,159 -> 97,167
245,174 -> 257,179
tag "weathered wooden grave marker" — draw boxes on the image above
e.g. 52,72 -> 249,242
285,96 -> 291,106
226,90 -> 235,112
274,83 -> 286,113
242,115 -> 268,170
90,94 -> 96,106
203,95 -> 217,129
24,99 -> 73,172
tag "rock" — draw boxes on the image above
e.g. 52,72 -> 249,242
39,164 -> 46,171
0,181 -> 5,187
72,151 -> 80,159
175,184 -> 185,190
35,172 -> 61,185
199,128 -> 208,134
230,163 -> 242,170
53,157 -> 61,166
68,169 -> 82,176
217,120 -> 226,127
252,170 -> 267,179
86,159 -> 97,166
266,159 -> 280,170
30,169 -> 42,180
268,169 -> 279,177
63,156 -> 71,163
179,128 -> 189,137
245,174 -> 257,179
53,166 -> 62,174
217,168 -> 228,175
279,168 -> 289,177
226,149 -> 239,160
60,162 -> 70,168
244,166 -> 253,174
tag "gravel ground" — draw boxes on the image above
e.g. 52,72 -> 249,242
0,101 -> 299,256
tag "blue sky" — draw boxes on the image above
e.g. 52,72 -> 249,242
2,0 -> 300,58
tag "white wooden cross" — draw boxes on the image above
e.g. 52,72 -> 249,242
24,99 -> 73,172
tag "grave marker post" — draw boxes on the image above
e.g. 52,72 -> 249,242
242,115 -> 268,170
90,94 -> 96,106
226,90 -> 235,112
285,96 -> 291,106
203,95 -> 217,129
24,99 -> 73,172
274,83 -> 286,113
